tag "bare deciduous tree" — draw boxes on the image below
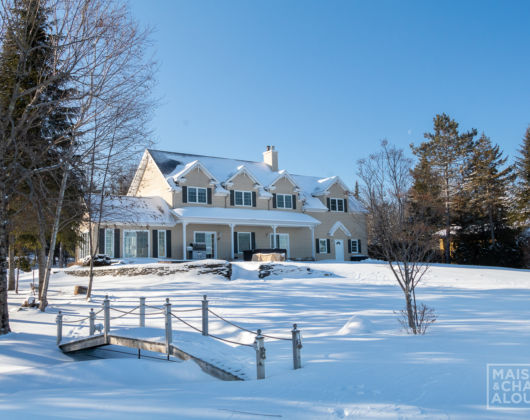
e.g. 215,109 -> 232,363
357,140 -> 436,334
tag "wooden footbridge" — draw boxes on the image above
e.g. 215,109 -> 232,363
57,295 -> 303,381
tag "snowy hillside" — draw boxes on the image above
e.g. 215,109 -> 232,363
1,261 -> 530,419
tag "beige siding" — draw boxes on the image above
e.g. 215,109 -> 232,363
134,156 -> 173,206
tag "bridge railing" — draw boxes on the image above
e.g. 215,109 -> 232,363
56,294 -> 302,379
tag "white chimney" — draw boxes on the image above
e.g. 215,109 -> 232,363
263,145 -> 278,172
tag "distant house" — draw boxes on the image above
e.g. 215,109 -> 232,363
78,146 -> 368,262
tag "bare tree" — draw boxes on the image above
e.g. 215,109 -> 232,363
357,140 -> 436,334
0,0 -> 155,331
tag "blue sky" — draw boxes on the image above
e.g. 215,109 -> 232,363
129,0 -> 530,186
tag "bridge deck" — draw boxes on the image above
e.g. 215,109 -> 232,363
59,334 -> 244,381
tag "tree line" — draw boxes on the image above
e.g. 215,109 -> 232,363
359,114 -> 530,270
0,0 -> 156,335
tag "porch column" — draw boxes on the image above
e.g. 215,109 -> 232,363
310,226 -> 315,260
229,224 -> 235,260
182,222 -> 187,260
272,225 -> 277,248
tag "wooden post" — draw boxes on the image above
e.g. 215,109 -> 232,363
56,311 -> 63,345
139,297 -> 146,327
201,295 -> 208,336
292,323 -> 302,369
89,308 -> 96,335
103,295 -> 110,342
254,329 -> 266,380
164,298 -> 172,359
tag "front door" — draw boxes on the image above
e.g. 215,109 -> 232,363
335,239 -> 344,261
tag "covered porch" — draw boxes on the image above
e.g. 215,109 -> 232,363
172,207 -> 321,261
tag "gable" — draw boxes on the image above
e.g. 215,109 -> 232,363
273,177 -> 296,194
328,182 -> 347,197
181,165 -> 212,187
230,172 -> 256,190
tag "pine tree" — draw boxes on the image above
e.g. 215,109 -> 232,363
411,113 -> 477,263
464,134 -> 514,244
514,127 -> 530,225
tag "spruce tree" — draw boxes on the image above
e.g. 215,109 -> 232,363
411,114 -> 477,263
514,127 -> 530,225
464,134 -> 514,244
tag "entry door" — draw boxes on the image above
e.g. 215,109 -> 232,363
335,239 -> 344,261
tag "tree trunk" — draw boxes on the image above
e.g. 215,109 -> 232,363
488,205 -> 495,246
444,178 -> 451,264
8,237 -> 15,291
37,246 -> 46,299
405,289 -> 417,334
0,197 -> 11,335
59,242 -> 64,268
39,166 -> 69,311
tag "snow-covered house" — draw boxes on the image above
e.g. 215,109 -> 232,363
79,146 -> 368,262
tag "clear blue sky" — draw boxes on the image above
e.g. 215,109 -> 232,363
128,0 -> 530,186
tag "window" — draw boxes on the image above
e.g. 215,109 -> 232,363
158,230 -> 166,258
80,232 -> 90,259
270,233 -> 289,257
276,194 -> 292,209
124,230 -> 149,258
188,186 -> 207,204
235,191 -> 252,207
330,198 -> 344,212
350,239 -> 359,253
194,231 -> 216,258
104,228 -> 114,258
319,238 -> 329,254
237,232 -> 252,253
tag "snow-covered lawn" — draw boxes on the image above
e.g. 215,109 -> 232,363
1,260 -> 530,419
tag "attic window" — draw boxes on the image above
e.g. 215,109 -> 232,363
188,187 -> 207,204
330,198 -> 344,212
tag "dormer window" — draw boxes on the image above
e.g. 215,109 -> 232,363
276,194 -> 292,209
188,187 -> 207,204
182,186 -> 212,204
235,190 -> 252,206
328,197 -> 347,212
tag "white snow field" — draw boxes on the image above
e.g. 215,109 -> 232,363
1,260 -> 530,419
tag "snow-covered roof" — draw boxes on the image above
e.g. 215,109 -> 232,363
145,149 -> 366,213
173,207 -> 321,227
91,196 -> 177,227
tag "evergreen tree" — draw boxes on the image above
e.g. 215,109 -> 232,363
464,134 -> 514,244
514,127 -> 530,225
353,181 -> 360,199
411,113 -> 477,263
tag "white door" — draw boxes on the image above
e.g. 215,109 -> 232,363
335,239 -> 344,261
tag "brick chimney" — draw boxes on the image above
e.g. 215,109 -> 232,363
263,145 -> 278,172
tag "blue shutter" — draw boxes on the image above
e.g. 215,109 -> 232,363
292,194 -> 296,209
326,239 -> 331,254
182,186 -> 188,203
272,193 -> 277,208
207,188 -> 212,204
326,198 -> 331,211
344,198 -> 348,212
230,190 -> 235,206
252,191 -> 257,207
315,238 -> 320,254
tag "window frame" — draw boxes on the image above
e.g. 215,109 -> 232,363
158,230 -> 166,258
318,238 -> 328,254
80,232 -> 90,259
276,193 -> 293,209
104,228 -> 114,258
123,229 -> 150,258
330,197 -> 345,212
235,190 -> 253,207
237,232 -> 252,253
270,233 -> 290,257
187,186 -> 208,204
